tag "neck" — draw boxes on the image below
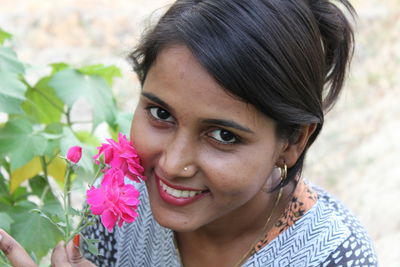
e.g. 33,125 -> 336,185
175,178 -> 298,265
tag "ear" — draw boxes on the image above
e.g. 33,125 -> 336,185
277,124 -> 317,168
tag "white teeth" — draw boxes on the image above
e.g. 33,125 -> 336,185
172,189 -> 180,197
160,180 -> 203,198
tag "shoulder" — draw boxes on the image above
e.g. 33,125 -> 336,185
312,184 -> 378,267
244,182 -> 378,267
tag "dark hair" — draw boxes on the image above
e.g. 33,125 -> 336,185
129,0 -> 355,188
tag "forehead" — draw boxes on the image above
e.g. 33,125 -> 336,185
144,45 -> 274,130
146,45 -> 233,101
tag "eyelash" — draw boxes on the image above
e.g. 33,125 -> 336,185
206,129 -> 241,145
144,105 -> 241,146
145,105 -> 174,123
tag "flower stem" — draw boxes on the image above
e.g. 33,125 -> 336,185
40,156 -> 49,180
65,216 -> 94,245
66,107 -> 73,128
65,165 -> 103,244
64,166 -> 72,238
39,185 -> 49,207
39,156 -> 56,206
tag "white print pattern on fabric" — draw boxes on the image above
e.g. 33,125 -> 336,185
82,181 -> 378,267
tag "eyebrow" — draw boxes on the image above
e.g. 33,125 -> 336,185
202,119 -> 254,134
142,92 -> 174,112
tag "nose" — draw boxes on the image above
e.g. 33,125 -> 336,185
158,131 -> 197,178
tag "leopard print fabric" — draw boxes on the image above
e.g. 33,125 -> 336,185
255,179 -> 318,252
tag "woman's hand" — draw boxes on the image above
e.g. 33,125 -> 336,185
0,229 -> 96,267
0,229 -> 36,267
51,240 -> 97,267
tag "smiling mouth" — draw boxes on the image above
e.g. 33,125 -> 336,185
159,179 -> 206,198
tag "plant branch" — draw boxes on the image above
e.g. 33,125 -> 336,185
39,156 -> 58,207
39,185 -> 50,207
46,149 -> 61,166
63,166 -> 72,238
40,156 -> 49,181
66,107 -> 73,128
65,165 -> 103,244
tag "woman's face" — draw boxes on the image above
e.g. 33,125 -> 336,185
130,45 -> 286,232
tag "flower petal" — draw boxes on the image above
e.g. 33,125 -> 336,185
66,146 -> 82,163
101,209 -> 118,232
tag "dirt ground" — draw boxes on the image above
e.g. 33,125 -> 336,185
1,0 -> 399,265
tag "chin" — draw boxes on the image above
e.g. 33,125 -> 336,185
151,209 -> 201,232
145,175 -> 206,232
148,194 -> 206,232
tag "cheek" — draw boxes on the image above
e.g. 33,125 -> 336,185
200,149 -> 274,196
130,111 -> 164,172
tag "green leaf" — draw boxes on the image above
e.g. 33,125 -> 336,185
0,212 -> 14,232
49,69 -> 117,129
0,71 -> 27,114
50,62 -> 69,75
0,171 -> 8,196
29,176 -> 64,218
22,76 -> 64,124
9,201 -> 63,260
10,157 -> 42,192
87,240 -> 99,255
29,209 -> 65,235
0,28 -> 12,45
47,156 -> 67,183
78,64 -> 122,86
10,186 -> 29,203
68,207 -> 82,217
0,47 -> 24,74
0,200 -> 12,213
43,137 -> 61,159
0,196 -> 12,206
44,122 -> 64,134
81,236 -> 99,255
42,198 -> 64,219
29,175 -> 54,201
114,111 -> 133,136
75,131 -> 100,147
0,118 -> 48,171
43,123 -> 63,158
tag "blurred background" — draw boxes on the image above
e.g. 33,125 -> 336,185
0,0 -> 398,265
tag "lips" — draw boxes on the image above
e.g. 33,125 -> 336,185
155,174 -> 209,206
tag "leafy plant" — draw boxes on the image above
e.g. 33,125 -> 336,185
0,28 -> 132,265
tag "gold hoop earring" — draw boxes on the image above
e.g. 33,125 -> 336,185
279,164 -> 287,182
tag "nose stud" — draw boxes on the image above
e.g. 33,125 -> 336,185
183,167 -> 188,171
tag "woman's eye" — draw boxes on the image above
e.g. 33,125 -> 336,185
148,106 -> 174,122
209,129 -> 238,144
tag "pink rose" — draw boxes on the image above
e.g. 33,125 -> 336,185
86,168 -> 140,232
66,146 -> 82,163
93,133 -> 145,182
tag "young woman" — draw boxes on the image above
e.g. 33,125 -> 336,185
0,0 -> 378,266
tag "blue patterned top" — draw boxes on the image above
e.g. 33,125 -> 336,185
82,182 -> 378,266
